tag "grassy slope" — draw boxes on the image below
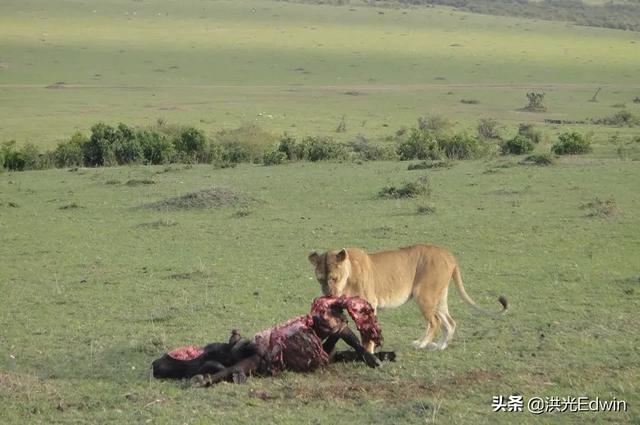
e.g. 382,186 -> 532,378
1,0 -> 639,146
1,1 -> 639,423
1,158 -> 639,423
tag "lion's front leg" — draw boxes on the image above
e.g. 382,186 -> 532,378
364,304 -> 378,353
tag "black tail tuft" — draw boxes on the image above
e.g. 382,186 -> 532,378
498,296 -> 508,311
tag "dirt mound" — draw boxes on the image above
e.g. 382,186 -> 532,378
143,187 -> 252,210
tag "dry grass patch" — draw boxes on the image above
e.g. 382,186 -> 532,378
58,203 -> 82,210
581,197 -> 621,218
136,219 -> 177,229
0,372 -> 62,404
407,160 -> 452,171
125,179 -> 155,187
166,270 -> 211,280
417,204 -> 436,215
520,153 -> 555,166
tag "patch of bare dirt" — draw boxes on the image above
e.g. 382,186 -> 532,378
46,81 -> 66,89
290,369 -> 502,402
0,372 -> 61,402
165,270 -> 210,280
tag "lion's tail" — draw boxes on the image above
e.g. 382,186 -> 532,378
452,265 -> 508,316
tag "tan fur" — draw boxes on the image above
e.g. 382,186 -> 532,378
308,244 -> 507,352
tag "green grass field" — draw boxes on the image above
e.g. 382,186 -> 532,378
1,0 -> 639,146
1,0 -> 640,423
2,158 -> 639,423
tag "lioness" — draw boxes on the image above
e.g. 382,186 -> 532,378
308,245 -> 508,352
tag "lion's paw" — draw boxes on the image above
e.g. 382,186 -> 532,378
412,340 -> 426,349
425,342 -> 440,351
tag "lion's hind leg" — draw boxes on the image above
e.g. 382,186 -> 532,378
435,289 -> 456,350
412,312 -> 440,350
411,294 -> 441,350
412,276 -> 453,350
435,309 -> 456,350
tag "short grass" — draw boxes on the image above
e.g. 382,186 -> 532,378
1,156 -> 639,423
1,1 -> 640,423
1,0 -> 640,146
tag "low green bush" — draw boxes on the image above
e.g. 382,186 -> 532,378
398,129 -> 486,160
1,141 -> 26,171
552,132 -> 592,155
84,123 -> 138,166
439,133 -> 481,160
379,176 -> 430,199
21,143 -> 52,170
221,142 -> 253,164
0,116 -> 561,172
304,136 -> 348,161
349,136 -> 397,161
262,148 -> 287,166
277,134 -> 307,161
501,135 -> 535,155
517,123 -> 543,144
216,124 -> 277,164
477,118 -> 500,140
137,130 -> 176,165
397,129 -> 442,161
173,126 -> 207,162
54,132 -> 86,168
202,141 -> 224,164
592,110 -> 639,127
114,136 -> 143,165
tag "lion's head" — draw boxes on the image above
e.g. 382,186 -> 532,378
308,249 -> 351,296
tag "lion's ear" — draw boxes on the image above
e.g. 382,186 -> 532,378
308,251 -> 321,266
336,248 -> 348,262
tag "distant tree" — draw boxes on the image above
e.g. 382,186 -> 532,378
523,92 -> 546,112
